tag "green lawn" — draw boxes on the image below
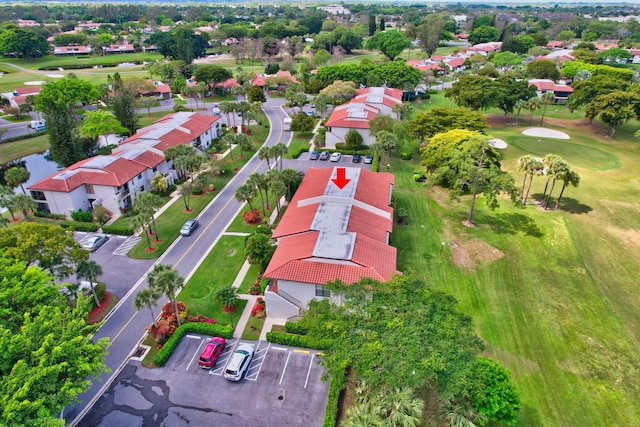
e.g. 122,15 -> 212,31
286,130 -> 314,158
0,134 -> 49,164
241,315 -> 265,340
178,235 -> 248,324
1,52 -> 162,71
391,118 -> 640,426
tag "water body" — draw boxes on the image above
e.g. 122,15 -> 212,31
3,151 -> 61,194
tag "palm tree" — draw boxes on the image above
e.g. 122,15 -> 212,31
252,101 -> 263,126
214,284 -> 240,312
237,101 -> 251,127
219,101 -> 233,125
235,133 -> 252,158
235,182 -> 258,212
76,260 -> 103,307
516,155 -> 535,201
249,173 -> 268,215
259,146 -> 274,170
544,159 -> 569,209
524,157 -> 544,205
134,287 -> 162,328
11,194 -> 36,221
514,99 -> 527,125
343,404 -> 384,427
375,131 -> 399,162
179,182 -> 192,211
280,168 -> 302,201
4,166 -> 30,194
148,263 -> 185,326
539,91 -> 556,126
267,171 -> 287,218
380,387 -> 423,427
134,192 -> 163,241
527,97 -> 540,126
273,142 -> 288,170
541,154 -> 562,202
554,168 -> 580,210
131,214 -> 153,250
221,134 -> 236,161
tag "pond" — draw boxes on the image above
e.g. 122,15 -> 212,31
2,151 -> 62,194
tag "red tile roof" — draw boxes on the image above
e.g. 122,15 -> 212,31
266,167 -> 398,286
528,79 -> 573,93
14,87 -> 41,95
215,78 -> 241,90
445,58 -> 466,68
252,70 -> 299,87
324,108 -> 377,129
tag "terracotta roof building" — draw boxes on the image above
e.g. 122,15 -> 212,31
528,79 -> 574,103
324,87 -> 403,148
264,167 -> 398,319
28,112 -> 221,218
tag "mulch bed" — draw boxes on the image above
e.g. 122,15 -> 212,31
88,292 -> 112,324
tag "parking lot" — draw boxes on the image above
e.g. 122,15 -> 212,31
79,336 -> 330,427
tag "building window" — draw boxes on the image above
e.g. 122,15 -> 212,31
152,167 -> 157,172
137,174 -> 142,180
315,285 -> 331,298
84,184 -> 95,194
30,190 -> 46,201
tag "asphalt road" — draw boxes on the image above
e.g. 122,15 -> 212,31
65,96 -> 291,424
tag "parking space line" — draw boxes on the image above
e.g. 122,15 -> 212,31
294,349 -> 310,354
245,341 -> 269,382
271,346 -> 287,351
304,354 -> 315,389
113,235 -> 141,256
210,340 -> 236,376
279,350 -> 291,385
186,339 -> 205,371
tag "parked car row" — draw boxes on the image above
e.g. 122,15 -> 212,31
199,337 -> 256,382
308,151 -> 374,164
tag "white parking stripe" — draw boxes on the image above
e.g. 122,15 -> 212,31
304,354 -> 315,389
279,350 -> 291,385
186,339 -> 205,371
112,235 -> 141,256
271,346 -> 287,351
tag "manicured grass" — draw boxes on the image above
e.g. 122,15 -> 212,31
238,263 -> 263,294
137,110 -> 173,127
141,334 -> 159,368
0,134 -> 49,163
241,315 -> 265,341
286,131 -> 313,158
1,52 -> 162,71
179,235 -> 248,321
391,118 -> 640,426
225,208 -> 262,234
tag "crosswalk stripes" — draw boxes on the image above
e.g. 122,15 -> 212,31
112,236 -> 141,256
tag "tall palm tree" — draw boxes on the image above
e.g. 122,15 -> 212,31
0,185 -> 17,221
516,155 -> 535,201
219,101 -> 233,125
514,99 -> 527,125
259,146 -> 274,170
235,182 -> 258,212
541,154 -> 562,202
544,160 -> 569,209
380,387 -> 423,427
134,192 -> 163,241
221,133 -> 236,160
131,214 -> 153,250
235,133 -> 252,157
524,156 -> 544,205
248,173 -> 268,215
273,142 -> 288,170
148,263 -> 185,326
267,172 -> 287,218
134,287 -> 162,328
76,260 -> 103,307
179,182 -> 192,211
539,91 -> 556,126
554,167 -> 580,210
280,168 -> 302,201
4,166 -> 30,194
527,97 -> 540,126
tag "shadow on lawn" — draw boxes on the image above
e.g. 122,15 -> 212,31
531,194 -> 593,215
488,212 -> 543,237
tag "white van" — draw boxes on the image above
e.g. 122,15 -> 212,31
30,120 -> 46,131
283,117 -> 292,131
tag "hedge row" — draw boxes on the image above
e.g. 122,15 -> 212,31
60,221 -> 99,232
101,224 -> 134,235
153,322 -> 233,367
0,130 -> 47,144
284,321 -> 309,336
371,152 -> 380,173
34,211 -> 66,220
323,366 -> 348,427
289,146 -> 309,159
265,331 -> 331,350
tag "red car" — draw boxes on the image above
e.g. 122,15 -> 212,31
198,337 -> 226,369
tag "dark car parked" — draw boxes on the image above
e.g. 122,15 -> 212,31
352,154 -> 362,163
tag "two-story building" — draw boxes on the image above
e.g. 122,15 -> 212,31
28,112 -> 221,217
263,167 -> 398,319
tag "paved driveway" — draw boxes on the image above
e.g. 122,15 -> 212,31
79,338 -> 329,427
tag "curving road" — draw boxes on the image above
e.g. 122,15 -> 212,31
65,97 -> 291,424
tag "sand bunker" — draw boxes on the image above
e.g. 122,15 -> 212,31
46,74 -> 64,78
488,138 -> 508,149
522,128 -> 570,139
25,80 -> 46,85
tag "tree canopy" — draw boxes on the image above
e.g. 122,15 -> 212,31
445,75 -> 501,111
409,107 -> 487,140
0,27 -> 50,58
364,30 -> 410,60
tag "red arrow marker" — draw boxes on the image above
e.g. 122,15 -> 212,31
331,167 -> 351,190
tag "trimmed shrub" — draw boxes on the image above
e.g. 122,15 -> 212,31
60,221 -> 99,232
71,210 -> 94,222
94,282 -> 107,306
288,146 -> 309,159
154,322 -> 234,366
371,152 -> 380,172
102,224 -> 134,236
323,366 -> 348,427
400,151 -> 413,160
335,142 -> 345,150
266,331 -> 331,350
284,321 -> 309,335
0,130 -> 47,144
33,211 -> 66,220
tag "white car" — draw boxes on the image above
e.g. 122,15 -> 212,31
224,343 -> 255,381
329,152 -> 342,162
81,234 -> 109,252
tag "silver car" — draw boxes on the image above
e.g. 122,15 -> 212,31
81,234 -> 109,252
180,219 -> 199,236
